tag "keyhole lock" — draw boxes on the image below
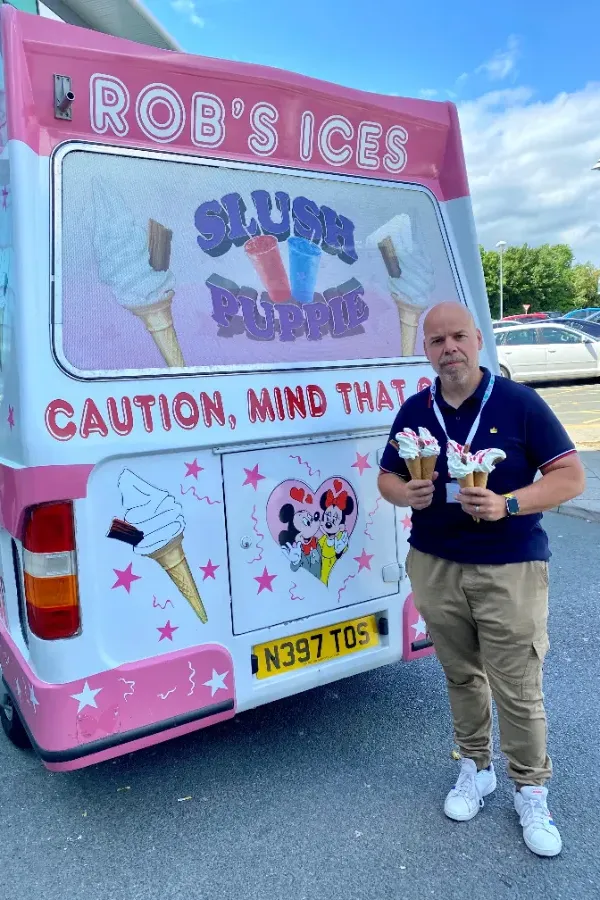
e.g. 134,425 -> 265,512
240,536 -> 253,549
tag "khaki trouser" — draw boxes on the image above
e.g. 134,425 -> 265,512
406,547 -> 552,787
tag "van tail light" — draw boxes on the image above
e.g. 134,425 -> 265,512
22,502 -> 80,640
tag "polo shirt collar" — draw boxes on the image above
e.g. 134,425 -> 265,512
434,367 -> 491,410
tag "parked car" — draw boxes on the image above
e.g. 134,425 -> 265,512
584,311 -> 600,324
549,317 -> 600,338
492,319 -> 520,328
495,322 -> 600,382
563,307 -> 600,320
501,313 -> 549,322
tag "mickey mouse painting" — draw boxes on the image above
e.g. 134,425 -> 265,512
278,487 -> 323,578
318,481 -> 354,585
268,477 -> 358,586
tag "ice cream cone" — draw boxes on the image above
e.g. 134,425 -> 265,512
131,290 -> 185,368
473,471 -> 489,489
148,533 -> 207,623
392,291 -> 425,357
406,457 -> 422,480
458,473 -> 474,489
421,455 -> 438,481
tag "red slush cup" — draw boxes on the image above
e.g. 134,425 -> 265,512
244,235 -> 291,303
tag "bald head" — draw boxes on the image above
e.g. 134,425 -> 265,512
423,301 -> 476,338
422,301 -> 482,388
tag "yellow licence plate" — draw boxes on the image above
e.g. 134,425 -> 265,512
253,614 -> 380,680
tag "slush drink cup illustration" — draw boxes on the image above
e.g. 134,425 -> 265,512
288,237 -> 322,304
108,469 -> 208,623
366,213 -> 435,356
92,179 -> 185,367
244,234 -> 291,302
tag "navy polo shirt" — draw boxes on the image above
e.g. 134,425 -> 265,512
379,368 -> 576,564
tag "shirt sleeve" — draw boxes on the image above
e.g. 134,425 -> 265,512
524,388 -> 576,471
379,408 -> 410,479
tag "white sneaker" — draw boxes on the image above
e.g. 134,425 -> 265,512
444,758 -> 497,822
514,786 -> 562,857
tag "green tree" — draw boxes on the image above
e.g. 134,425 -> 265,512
570,262 -> 600,307
479,243 -> 585,317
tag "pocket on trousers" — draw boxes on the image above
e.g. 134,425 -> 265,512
521,636 -> 550,701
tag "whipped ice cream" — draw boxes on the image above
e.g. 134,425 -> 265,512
472,448 -> 506,474
92,179 -> 175,310
118,469 -> 184,554
417,427 -> 440,457
395,427 -> 421,460
446,440 -> 476,480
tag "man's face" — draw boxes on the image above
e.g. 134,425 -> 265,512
423,305 -> 482,386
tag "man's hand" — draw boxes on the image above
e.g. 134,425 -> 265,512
406,473 -> 438,511
457,487 -> 507,521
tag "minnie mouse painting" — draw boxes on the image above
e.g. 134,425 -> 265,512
318,481 -> 354,585
266,477 -> 358,585
278,487 -> 323,578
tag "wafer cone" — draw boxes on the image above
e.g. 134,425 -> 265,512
406,457 -> 422,480
392,291 -> 425,357
131,291 -> 185,367
458,473 -> 474,489
473,471 -> 488,489
148,533 -> 207,623
421,455 -> 438,481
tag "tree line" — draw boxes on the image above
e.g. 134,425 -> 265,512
479,244 -> 600,318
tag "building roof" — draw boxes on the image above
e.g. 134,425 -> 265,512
39,0 -> 181,51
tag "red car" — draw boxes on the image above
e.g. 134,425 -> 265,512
501,313 -> 549,322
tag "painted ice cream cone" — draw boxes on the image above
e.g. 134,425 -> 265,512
92,181 -> 183,367
366,213 -> 435,357
114,469 -> 208,624
130,289 -> 184,367
392,292 -> 425,357
148,533 -> 207,623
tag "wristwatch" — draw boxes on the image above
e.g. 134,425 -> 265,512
504,493 -> 520,516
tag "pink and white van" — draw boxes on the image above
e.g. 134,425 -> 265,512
0,6 -> 497,770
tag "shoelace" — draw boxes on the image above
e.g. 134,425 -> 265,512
518,798 -> 553,832
453,768 -> 484,808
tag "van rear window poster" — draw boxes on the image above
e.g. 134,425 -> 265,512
57,149 -> 462,374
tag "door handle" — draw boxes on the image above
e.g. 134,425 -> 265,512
548,349 -> 557,353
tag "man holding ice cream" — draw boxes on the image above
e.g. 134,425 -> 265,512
378,301 -> 584,858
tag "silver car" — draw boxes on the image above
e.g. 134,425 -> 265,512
495,322 -> 600,382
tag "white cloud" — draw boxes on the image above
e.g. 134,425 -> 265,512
419,89 -> 439,99
477,35 -> 520,81
458,83 -> 600,264
171,0 -> 205,27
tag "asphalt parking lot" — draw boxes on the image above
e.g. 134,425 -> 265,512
535,379 -> 600,445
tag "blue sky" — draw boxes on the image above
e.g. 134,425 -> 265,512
144,0 -> 598,105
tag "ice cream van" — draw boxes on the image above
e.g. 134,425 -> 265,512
0,6 -> 497,771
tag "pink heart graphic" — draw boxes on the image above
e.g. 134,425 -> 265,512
266,477 -> 358,585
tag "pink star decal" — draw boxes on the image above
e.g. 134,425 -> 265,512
157,620 -> 179,642
354,549 -> 374,572
351,452 -> 372,476
200,559 -> 219,580
7,406 -> 14,430
243,464 -> 266,491
401,515 -> 412,530
254,566 -> 277,594
185,458 -> 203,479
111,563 -> 141,593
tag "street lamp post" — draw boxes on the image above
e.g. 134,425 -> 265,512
496,241 -> 507,320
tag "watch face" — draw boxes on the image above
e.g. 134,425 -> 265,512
506,496 -> 519,515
